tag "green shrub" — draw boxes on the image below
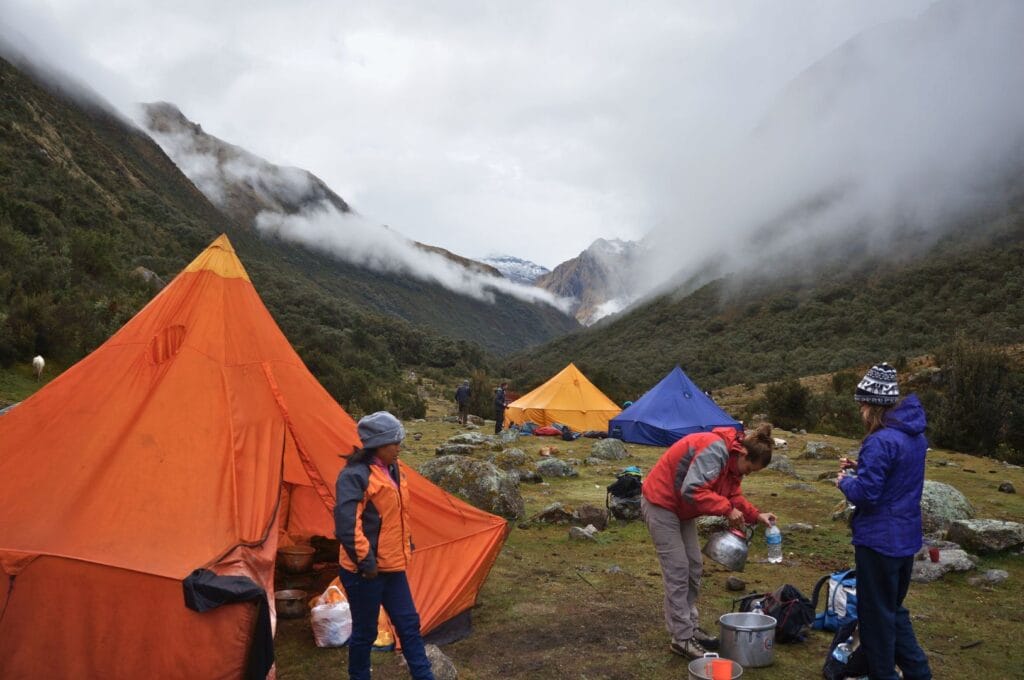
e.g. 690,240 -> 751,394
765,379 -> 811,431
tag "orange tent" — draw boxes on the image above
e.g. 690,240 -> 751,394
0,235 -> 508,679
504,363 -> 621,432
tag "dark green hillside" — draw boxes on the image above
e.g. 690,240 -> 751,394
0,56 -> 570,415
505,208 -> 1024,402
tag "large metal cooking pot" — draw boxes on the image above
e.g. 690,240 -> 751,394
702,527 -> 752,572
274,589 -> 308,619
719,612 -> 776,668
687,653 -> 743,680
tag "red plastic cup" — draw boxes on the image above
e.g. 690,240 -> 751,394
928,547 -> 940,563
708,658 -> 732,680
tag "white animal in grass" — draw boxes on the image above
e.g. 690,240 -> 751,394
32,355 -> 44,381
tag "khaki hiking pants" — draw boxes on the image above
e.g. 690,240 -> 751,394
641,496 -> 702,643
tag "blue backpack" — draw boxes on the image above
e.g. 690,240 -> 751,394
811,569 -> 857,632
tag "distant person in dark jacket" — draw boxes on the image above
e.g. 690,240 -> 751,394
493,382 -> 508,434
454,380 -> 471,425
837,363 -> 932,680
335,412 -> 435,680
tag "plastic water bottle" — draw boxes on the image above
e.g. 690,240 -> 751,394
766,522 -> 783,563
831,636 -> 854,664
751,600 -> 765,616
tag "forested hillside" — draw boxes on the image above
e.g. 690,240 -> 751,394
0,56 -> 573,416
506,206 -> 1024,403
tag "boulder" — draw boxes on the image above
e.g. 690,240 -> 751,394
998,482 -> 1016,494
498,429 -> 520,446
584,457 -> 604,466
802,441 -> 839,460
591,439 -> 629,461
435,444 -> 477,457
488,448 -> 528,471
967,569 -> 1009,587
919,480 -> 975,533
766,453 -> 797,476
536,458 -> 577,478
533,502 -> 574,524
574,504 -> 609,531
418,455 -> 524,519
425,644 -> 458,680
726,576 -> 747,592
569,525 -> 599,541
785,483 -> 816,493
783,523 -> 814,533
946,519 -> 1024,554
516,469 -> 543,484
467,415 -> 484,426
447,432 -> 492,446
911,548 -> 977,583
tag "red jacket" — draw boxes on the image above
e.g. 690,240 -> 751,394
642,428 -> 761,523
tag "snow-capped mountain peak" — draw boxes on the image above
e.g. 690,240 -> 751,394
479,255 -> 551,285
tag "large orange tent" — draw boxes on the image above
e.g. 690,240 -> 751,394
0,235 -> 508,679
504,363 -> 621,432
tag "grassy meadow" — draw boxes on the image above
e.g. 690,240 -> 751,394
275,402 -> 1024,680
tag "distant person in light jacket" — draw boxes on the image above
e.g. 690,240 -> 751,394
493,382 -> 508,434
837,363 -> 932,680
335,412 -> 435,680
454,380 -> 471,425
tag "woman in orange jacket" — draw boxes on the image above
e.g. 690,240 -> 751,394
335,411 -> 434,680
641,423 -> 777,660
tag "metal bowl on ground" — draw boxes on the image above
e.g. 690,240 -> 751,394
274,589 -> 308,619
702,528 -> 751,572
687,653 -> 743,680
277,544 -> 315,573
719,612 -> 776,668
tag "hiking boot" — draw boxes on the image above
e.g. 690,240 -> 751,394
670,637 -> 707,660
693,627 -> 720,651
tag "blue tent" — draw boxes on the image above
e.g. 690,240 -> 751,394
608,366 -> 741,446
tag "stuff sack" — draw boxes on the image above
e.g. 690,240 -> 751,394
310,585 -> 352,648
821,619 -> 869,680
812,569 -> 858,632
761,583 -> 815,643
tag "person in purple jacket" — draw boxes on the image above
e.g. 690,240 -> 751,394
836,363 -> 932,680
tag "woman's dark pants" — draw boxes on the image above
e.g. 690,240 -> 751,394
338,569 -> 435,680
854,545 -> 932,680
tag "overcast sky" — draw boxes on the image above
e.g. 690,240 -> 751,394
3,0 -> 952,269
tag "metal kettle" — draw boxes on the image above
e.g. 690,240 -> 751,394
702,526 -> 753,572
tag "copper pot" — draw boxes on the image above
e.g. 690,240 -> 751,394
277,545 -> 315,574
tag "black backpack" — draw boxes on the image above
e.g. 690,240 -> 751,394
606,469 -> 642,500
733,583 -> 815,644
762,584 -> 815,643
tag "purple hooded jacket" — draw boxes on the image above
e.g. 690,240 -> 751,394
839,394 -> 928,558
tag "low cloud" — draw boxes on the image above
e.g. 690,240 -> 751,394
638,0 -> 1024,299
142,107 -> 573,312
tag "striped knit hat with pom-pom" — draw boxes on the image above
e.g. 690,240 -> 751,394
854,363 -> 899,405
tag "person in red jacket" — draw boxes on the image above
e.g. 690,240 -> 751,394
642,423 -> 777,660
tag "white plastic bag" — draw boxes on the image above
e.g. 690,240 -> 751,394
310,586 -> 352,648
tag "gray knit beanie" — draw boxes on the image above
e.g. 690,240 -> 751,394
357,411 -> 405,449
854,363 -> 899,406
